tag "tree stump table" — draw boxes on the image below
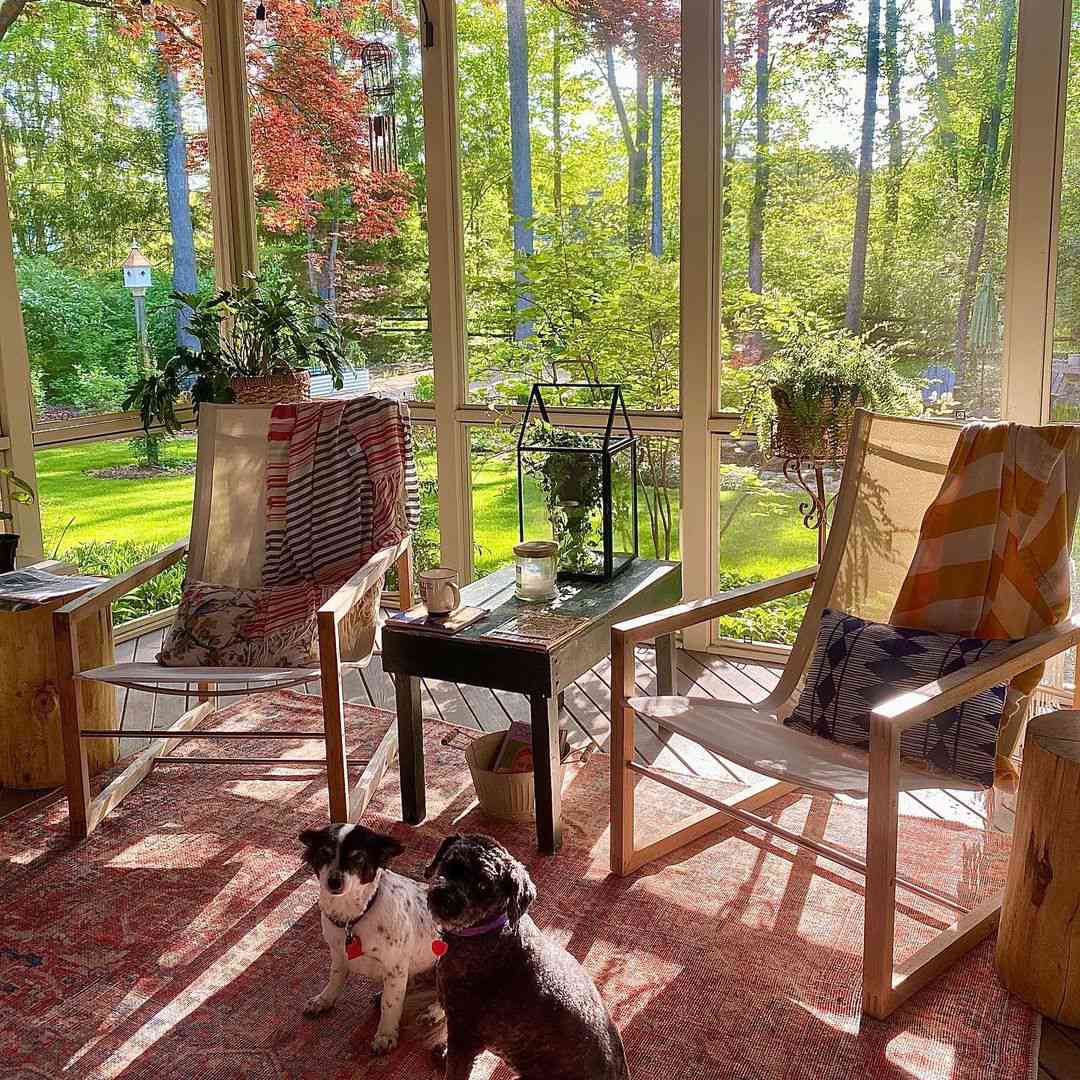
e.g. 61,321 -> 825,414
996,710 -> 1080,1024
0,590 -> 116,790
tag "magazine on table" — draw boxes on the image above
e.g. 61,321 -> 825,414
480,610 -> 590,651
0,568 -> 106,607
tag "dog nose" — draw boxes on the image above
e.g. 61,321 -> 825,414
327,872 -> 344,893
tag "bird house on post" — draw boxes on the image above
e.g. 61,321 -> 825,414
122,244 -> 152,297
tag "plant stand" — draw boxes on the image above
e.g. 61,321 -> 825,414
0,594 -> 117,789
780,456 -> 836,563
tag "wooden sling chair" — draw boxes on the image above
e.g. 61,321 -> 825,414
56,402 -> 414,842
610,410 -> 1080,1020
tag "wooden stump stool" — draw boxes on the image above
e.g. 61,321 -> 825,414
0,599 -> 116,789
996,710 -> 1080,1023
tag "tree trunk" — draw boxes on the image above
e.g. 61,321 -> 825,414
553,15 -> 562,221
506,0 -> 534,339
953,0 -> 1014,389
651,77 -> 663,257
748,1 -> 770,295
0,0 -> 28,43
155,41 -> 198,351
722,27 -> 734,235
845,0 -> 881,334
930,0 -> 958,184
883,0 -> 902,263
629,61 -> 649,249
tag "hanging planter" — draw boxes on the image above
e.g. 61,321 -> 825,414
769,385 -> 861,464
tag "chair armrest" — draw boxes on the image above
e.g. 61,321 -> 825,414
612,565 -> 818,646
54,538 -> 189,625
872,615 -> 1080,733
318,537 -> 411,628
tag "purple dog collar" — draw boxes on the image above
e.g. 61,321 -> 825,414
445,913 -> 510,938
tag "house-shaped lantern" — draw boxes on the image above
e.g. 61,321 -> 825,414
517,383 -> 638,582
122,244 -> 152,296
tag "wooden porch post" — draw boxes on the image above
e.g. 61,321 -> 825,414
0,141 -> 43,562
202,0 -> 260,290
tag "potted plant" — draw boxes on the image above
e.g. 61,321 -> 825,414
124,274 -> 352,433
0,467 -> 35,572
523,422 -> 606,575
740,332 -> 919,463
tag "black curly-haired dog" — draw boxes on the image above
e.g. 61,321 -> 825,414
425,833 -> 629,1080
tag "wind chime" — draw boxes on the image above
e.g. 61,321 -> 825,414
361,40 -> 399,174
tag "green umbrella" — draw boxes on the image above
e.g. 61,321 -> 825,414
969,271 -> 1000,355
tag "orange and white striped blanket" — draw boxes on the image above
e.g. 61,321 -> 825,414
891,420 -> 1080,760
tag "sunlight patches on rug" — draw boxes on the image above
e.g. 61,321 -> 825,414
62,976 -> 165,1074
223,774 -> 320,802
886,1033 -> 954,1079
88,881 -> 311,1080
104,834 -> 228,870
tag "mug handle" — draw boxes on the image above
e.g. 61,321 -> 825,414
448,581 -> 461,611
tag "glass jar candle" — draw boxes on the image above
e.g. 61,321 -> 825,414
514,540 -> 558,602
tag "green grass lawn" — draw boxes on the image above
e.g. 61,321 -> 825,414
36,436 -> 198,555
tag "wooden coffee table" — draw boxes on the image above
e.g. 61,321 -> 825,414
382,558 -> 681,854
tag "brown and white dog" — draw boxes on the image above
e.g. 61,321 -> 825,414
298,824 -> 441,1055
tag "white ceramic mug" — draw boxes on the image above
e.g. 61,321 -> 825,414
419,567 -> 461,615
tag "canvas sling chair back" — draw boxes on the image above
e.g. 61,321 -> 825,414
610,410 -> 1080,1019
55,402 -> 414,841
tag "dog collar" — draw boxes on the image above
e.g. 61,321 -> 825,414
320,874 -> 381,934
443,913 -> 510,938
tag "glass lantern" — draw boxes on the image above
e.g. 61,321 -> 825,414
514,541 -> 558,602
517,383 -> 638,582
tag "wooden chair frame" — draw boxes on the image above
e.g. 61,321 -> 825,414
610,411 -> 1080,1020
56,536 -> 412,841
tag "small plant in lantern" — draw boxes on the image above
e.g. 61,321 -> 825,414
517,384 -> 638,582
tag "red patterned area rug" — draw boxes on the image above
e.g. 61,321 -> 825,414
1,690 -> 1036,1080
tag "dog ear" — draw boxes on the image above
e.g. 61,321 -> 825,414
298,827 -> 329,866
424,834 -> 461,879
372,833 -> 405,867
504,860 -> 536,923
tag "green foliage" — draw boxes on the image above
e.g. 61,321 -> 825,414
0,467 -> 35,524
63,540 -> 187,625
125,275 -> 353,433
713,573 -> 808,646
739,332 -> 920,453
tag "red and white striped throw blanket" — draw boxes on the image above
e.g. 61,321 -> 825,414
891,420 -> 1080,765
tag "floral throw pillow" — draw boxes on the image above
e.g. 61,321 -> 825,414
786,608 -> 1014,787
157,580 -> 322,668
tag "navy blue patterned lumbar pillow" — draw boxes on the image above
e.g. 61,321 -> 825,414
787,609 -> 1012,787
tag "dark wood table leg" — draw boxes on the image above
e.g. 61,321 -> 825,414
656,632 -> 676,696
530,694 -> 562,854
395,674 -> 426,825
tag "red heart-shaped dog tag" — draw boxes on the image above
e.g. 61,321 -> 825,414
346,937 -> 363,960
431,939 -> 448,958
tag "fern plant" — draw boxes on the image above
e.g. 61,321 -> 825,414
740,333 -> 919,459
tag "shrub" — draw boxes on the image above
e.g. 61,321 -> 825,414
62,540 -> 185,625
713,570 -> 808,646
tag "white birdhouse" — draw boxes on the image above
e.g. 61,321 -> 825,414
122,244 -> 152,296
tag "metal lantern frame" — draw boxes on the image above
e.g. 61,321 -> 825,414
516,383 -> 639,583
360,40 -> 397,99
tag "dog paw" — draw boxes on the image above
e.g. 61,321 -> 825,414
304,994 -> 334,1016
416,1002 -> 445,1029
371,1030 -> 398,1056
431,1043 -> 447,1068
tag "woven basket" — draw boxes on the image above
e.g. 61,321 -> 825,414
770,385 -> 860,464
230,370 -> 311,405
465,731 -> 565,823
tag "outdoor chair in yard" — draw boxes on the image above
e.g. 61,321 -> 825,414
55,400 -> 418,841
610,410 -> 1080,1020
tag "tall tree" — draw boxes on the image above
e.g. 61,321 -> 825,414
651,77 -> 662,256
154,36 -> 197,349
748,0 -> 770,295
953,0 -> 1015,382
552,13 -> 563,220
930,0 -> 958,184
506,0 -> 534,337
845,0 -> 881,333
882,0 -> 902,264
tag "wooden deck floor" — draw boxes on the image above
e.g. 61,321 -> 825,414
3,627 -> 1079,1074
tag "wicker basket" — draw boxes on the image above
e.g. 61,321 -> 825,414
465,731 -> 565,823
770,385 -> 860,464
230,370 -> 312,405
